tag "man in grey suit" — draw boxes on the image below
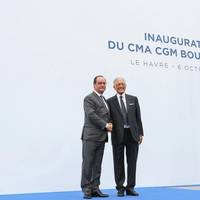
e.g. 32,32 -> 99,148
81,75 -> 112,199
107,77 -> 144,197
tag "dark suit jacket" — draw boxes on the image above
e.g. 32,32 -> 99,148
107,94 -> 143,144
81,92 -> 110,142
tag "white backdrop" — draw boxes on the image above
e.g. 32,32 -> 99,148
0,0 -> 200,195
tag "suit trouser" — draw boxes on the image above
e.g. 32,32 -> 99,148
112,128 -> 139,190
81,140 -> 105,192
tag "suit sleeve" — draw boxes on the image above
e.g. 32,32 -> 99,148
84,96 -> 107,129
107,99 -> 113,123
135,97 -> 144,135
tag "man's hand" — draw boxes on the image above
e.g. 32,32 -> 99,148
138,135 -> 143,144
106,123 -> 113,132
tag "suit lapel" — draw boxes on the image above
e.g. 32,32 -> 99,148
93,92 -> 109,113
92,92 -> 102,105
113,95 -> 123,119
125,94 -> 130,113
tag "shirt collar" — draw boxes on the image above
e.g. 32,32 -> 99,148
94,90 -> 103,97
117,93 -> 126,99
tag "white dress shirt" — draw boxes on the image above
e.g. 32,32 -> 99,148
117,93 -> 127,110
117,93 -> 130,128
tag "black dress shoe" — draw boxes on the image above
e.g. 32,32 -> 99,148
83,189 -> 92,199
117,188 -> 125,197
92,189 -> 109,197
83,192 -> 92,199
126,189 -> 139,196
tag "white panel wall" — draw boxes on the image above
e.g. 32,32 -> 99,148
0,0 -> 199,194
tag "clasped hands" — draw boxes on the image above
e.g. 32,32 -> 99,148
106,122 -> 113,132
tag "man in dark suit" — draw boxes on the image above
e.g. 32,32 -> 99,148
81,75 -> 112,199
107,77 -> 144,197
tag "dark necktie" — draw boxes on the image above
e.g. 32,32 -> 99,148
120,95 -> 128,125
100,95 -> 108,110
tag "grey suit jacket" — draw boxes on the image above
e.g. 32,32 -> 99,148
81,92 -> 110,142
107,94 -> 143,144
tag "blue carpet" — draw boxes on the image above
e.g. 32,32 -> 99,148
0,187 -> 199,200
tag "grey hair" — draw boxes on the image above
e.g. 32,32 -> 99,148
113,77 -> 126,86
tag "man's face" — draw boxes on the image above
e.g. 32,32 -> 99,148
94,77 -> 106,94
114,79 -> 126,95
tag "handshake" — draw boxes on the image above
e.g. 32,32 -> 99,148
106,122 -> 113,132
